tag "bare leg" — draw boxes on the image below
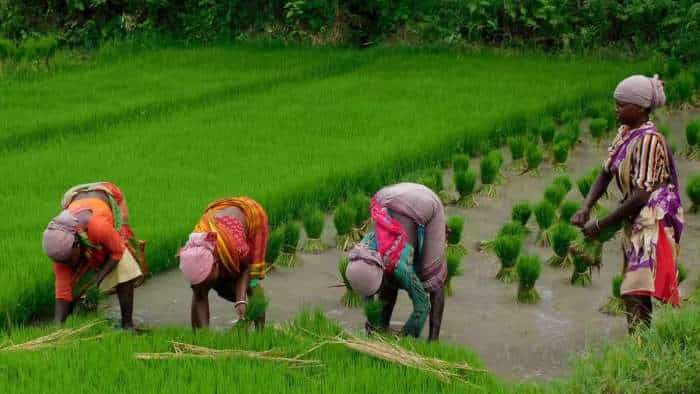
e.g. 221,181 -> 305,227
375,279 -> 399,333
54,300 -> 75,324
115,280 -> 135,329
191,285 -> 210,329
428,288 -> 445,341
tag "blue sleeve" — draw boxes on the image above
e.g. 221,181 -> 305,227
392,259 -> 429,337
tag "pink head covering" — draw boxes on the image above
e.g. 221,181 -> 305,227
42,210 -> 80,262
179,232 -> 217,285
614,74 -> 666,111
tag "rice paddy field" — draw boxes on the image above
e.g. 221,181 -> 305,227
2,43 -> 699,393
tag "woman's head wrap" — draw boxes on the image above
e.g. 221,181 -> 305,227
346,242 -> 384,297
613,74 -> 666,111
179,232 -> 217,285
42,210 -> 79,262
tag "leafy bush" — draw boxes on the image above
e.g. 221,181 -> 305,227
453,153 -> 470,172
559,200 -> 581,223
686,175 -> 700,213
494,235 -> 522,283
511,201 -> 532,226
544,183 -> 567,207
516,255 -> 541,304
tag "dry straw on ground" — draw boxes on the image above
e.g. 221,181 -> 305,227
0,320 -> 107,352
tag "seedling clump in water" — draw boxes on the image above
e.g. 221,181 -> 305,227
559,200 -> 581,223
569,239 -> 599,287
544,183 -> 567,208
589,118 -> 608,145
494,234 -> 522,283
600,274 -> 625,315
334,203 -> 355,251
534,200 -> 556,247
277,222 -> 301,267
350,193 -> 371,241
525,143 -> 544,176
516,255 -> 542,304
509,137 -> 526,164
480,153 -> 500,197
687,175 -> 700,214
454,170 -> 478,208
553,174 -> 572,193
302,207 -> 327,253
338,257 -> 362,308
547,222 -> 578,268
481,221 -> 526,253
444,254 -> 463,296
453,153 -> 470,172
446,215 -> 467,257
511,201 -> 532,226
266,226 -> 284,271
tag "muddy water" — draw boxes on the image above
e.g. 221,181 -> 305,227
105,108 -> 700,382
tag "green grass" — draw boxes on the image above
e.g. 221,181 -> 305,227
0,45 -> 648,329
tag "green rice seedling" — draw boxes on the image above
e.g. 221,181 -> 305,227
667,73 -> 694,106
494,235 -> 522,283
547,222 -> 578,268
453,153 -> 470,172
525,143 -> 544,176
553,174 -> 573,193
509,136 -> 526,164
338,257 -> 362,308
577,173 -> 594,199
686,175 -> 700,214
277,222 -> 301,267
334,203 -> 356,251
539,119 -> 556,145
544,183 -> 567,208
658,123 -> 671,138
487,150 -> 506,185
552,142 -> 569,170
481,221 -> 526,253
534,200 -> 556,247
589,118 -> 608,145
266,226 -> 284,272
677,263 -> 687,284
444,254 -> 464,296
0,37 -> 14,74
569,238 -> 599,287
446,215 -> 467,257
686,119 -> 699,159
364,298 -> 384,331
454,170 -> 478,208
301,207 -> 327,253
350,193 -> 371,241
559,200 -> 581,223
558,109 -> 578,125
665,57 -> 681,78
600,274 -> 625,315
236,286 -> 268,330
516,255 -> 542,304
511,201 -> 532,226
480,154 -> 499,198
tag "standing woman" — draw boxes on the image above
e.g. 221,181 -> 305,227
179,197 -> 268,329
346,182 -> 447,340
42,182 -> 146,328
572,75 -> 684,332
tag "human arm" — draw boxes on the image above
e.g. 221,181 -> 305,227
234,265 -> 251,318
392,261 -> 429,338
583,188 -> 650,239
87,216 -> 125,286
572,170 -> 613,227
191,285 -> 210,329
53,262 -> 75,323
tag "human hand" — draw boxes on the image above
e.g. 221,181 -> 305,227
234,302 -> 247,319
582,220 -> 600,240
571,208 -> 591,228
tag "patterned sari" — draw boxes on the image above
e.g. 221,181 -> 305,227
604,122 -> 683,305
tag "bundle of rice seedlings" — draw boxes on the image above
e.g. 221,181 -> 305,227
136,341 -> 321,367
350,193 -> 371,240
0,320 -> 106,352
525,143 -> 544,176
589,118 -> 608,145
265,226 -> 284,272
509,136 -> 526,164
569,238 -> 599,287
417,169 -> 443,195
552,142 -> 569,170
480,153 -> 500,198
480,221 -> 526,253
539,119 -> 556,145
547,222 -> 578,268
516,255 -> 542,304
444,254 -> 464,296
511,201 -> 532,226
686,119 -> 699,159
236,286 -> 269,330
576,173 -> 594,199
553,174 -> 572,193
594,207 -> 623,245
600,275 -> 625,315
494,235 -> 522,283
534,200 -> 556,246
301,207 -> 327,253
453,153 -> 470,172
277,222 -> 301,267
677,263 -> 687,284
454,170 -> 478,208
364,299 -> 385,330
559,200 -> 581,223
544,183 -> 567,208
446,215 -> 467,257
334,203 -> 356,251
338,257 -> 362,308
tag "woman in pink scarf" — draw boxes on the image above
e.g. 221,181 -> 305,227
572,75 -> 684,333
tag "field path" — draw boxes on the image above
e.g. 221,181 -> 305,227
106,108 -> 700,381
